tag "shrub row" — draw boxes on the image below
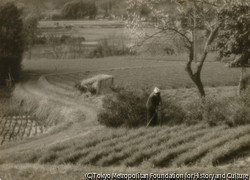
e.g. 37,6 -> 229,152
88,36 -> 136,58
98,86 -> 250,128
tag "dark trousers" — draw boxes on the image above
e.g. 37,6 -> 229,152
147,109 -> 157,126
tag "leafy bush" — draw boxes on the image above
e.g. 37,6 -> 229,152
184,93 -> 250,127
51,14 -> 63,20
184,97 -> 231,126
160,100 -> 186,126
99,85 -> 250,128
98,87 -> 147,128
61,0 -> 97,20
98,87 -> 188,128
184,98 -> 204,125
230,89 -> 250,126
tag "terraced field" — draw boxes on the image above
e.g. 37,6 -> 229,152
0,115 -> 44,145
1,57 -> 250,180
3,123 -> 250,168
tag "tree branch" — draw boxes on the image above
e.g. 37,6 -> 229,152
139,29 -> 166,46
167,27 -> 192,44
197,25 -> 219,73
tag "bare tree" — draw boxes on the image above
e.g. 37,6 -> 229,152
125,0 -> 233,97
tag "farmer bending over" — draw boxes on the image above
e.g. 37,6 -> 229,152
146,87 -> 161,127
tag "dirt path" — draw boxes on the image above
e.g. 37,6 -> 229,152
0,78 -> 104,157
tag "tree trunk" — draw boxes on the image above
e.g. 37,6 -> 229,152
186,63 -> 206,97
185,26 -> 219,98
238,67 -> 246,96
185,43 -> 206,97
194,73 -> 206,97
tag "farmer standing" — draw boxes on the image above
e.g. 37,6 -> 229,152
146,87 -> 162,127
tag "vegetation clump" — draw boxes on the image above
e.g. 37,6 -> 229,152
99,86 -> 250,128
0,3 -> 24,85
98,86 -> 147,128
182,91 -> 250,127
61,0 -> 97,20
88,36 -> 136,58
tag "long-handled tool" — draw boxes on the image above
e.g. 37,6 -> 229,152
159,107 -> 162,126
145,111 -> 157,128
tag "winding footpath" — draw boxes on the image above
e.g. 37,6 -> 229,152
0,75 -> 104,157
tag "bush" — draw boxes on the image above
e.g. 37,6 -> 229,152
98,87 -> 147,128
99,86 -> 250,128
61,0 -> 97,20
160,100 -> 186,126
184,98 -> 204,125
184,94 -> 250,127
185,97 -> 232,126
232,106 -> 250,126
51,14 -> 63,20
231,89 -> 250,126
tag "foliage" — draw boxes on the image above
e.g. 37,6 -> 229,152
22,15 -> 40,51
0,3 -> 24,85
160,100 -> 186,126
217,4 -> 250,66
98,87 -> 147,128
184,94 -> 250,127
61,0 -> 97,20
232,87 -> 250,125
125,0 -> 226,97
88,36 -> 136,58
95,0 -> 127,18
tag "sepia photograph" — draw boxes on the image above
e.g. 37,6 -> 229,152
0,0 -> 250,179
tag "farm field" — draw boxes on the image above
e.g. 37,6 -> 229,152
37,20 -> 156,41
1,30 -> 250,179
0,64 -> 250,179
1,55 -> 250,180
1,123 -> 250,168
22,57 -> 242,90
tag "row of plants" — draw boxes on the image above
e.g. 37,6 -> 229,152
3,123 -> 250,168
128,126 -> 227,167
98,84 -> 250,128
200,134 -> 250,166
173,125 -> 250,166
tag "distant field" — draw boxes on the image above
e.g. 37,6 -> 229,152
38,20 -> 125,41
38,20 -> 157,41
23,57 -> 242,91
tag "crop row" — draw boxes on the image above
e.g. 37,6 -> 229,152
94,124 -> 221,166
0,115 -> 44,145
53,125 -> 250,167
123,125 -> 228,167
52,125 -> 186,164
35,124 -> 212,165
3,124 -> 249,167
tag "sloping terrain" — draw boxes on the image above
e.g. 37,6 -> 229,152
0,59 -> 250,179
